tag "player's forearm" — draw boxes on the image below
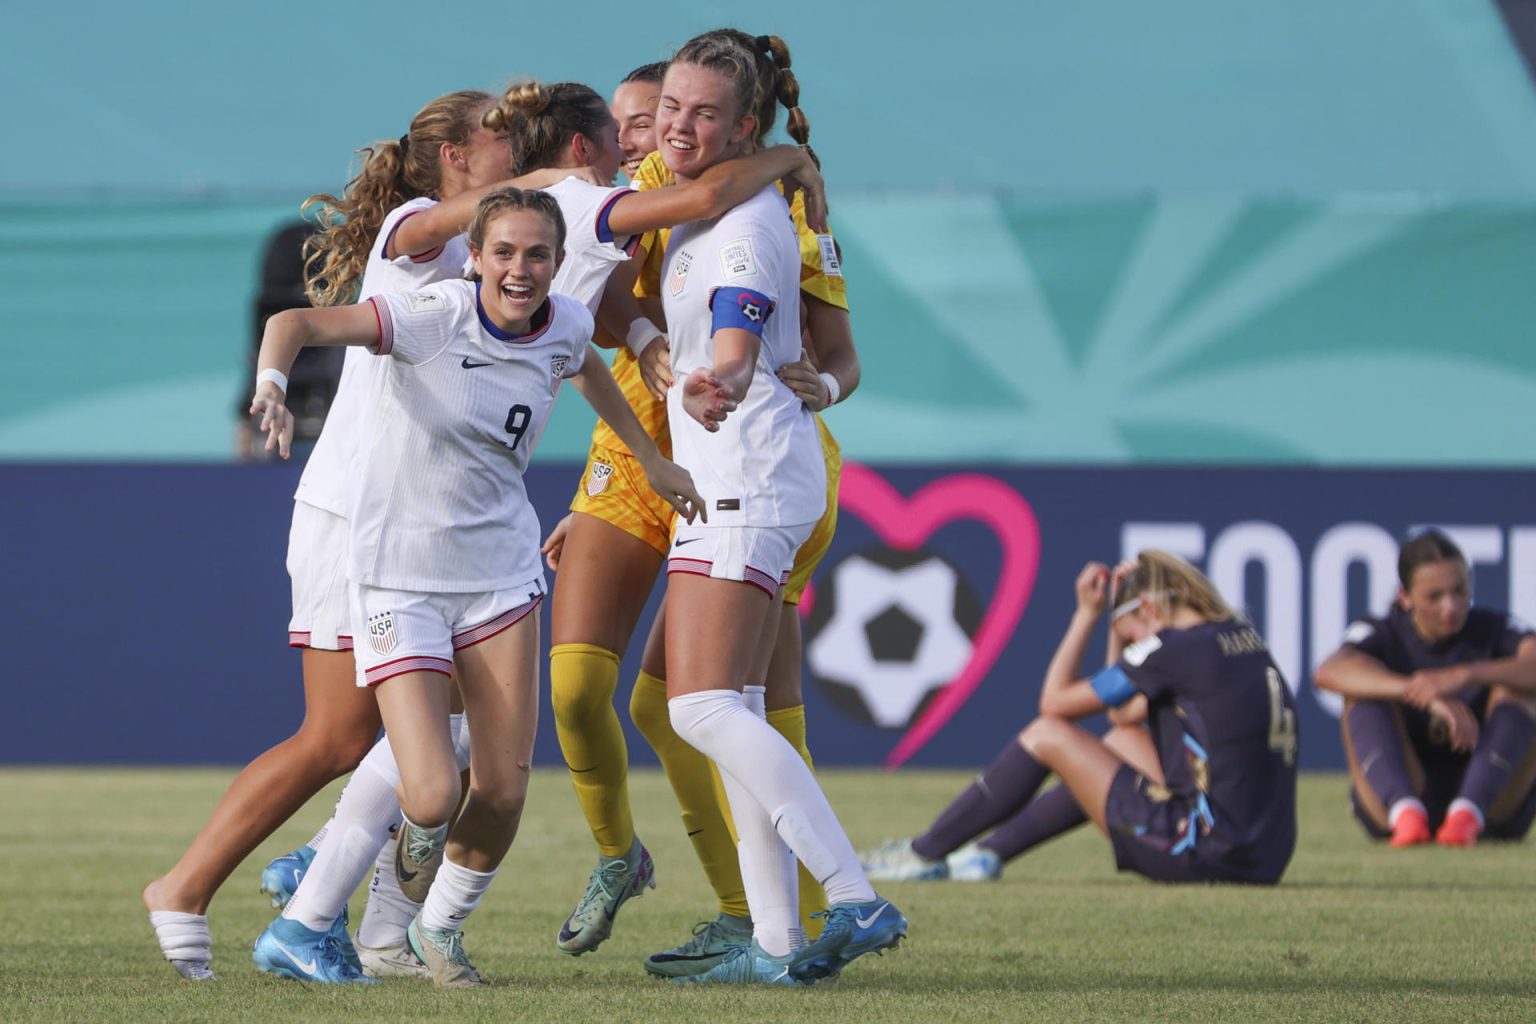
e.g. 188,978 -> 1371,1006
256,309 -> 314,380
1039,610 -> 1100,716
804,298 -> 859,403
1466,654 -> 1536,693
1313,651 -> 1408,701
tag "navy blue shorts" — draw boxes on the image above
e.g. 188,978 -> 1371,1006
1105,766 -> 1279,884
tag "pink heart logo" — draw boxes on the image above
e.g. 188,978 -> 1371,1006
801,463 -> 1041,768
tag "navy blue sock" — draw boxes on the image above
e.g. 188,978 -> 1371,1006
976,783 -> 1087,861
1344,700 -> 1418,811
1458,704 -> 1536,819
911,741 -> 1049,861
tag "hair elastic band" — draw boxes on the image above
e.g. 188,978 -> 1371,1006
1113,590 -> 1166,620
398,133 -> 411,159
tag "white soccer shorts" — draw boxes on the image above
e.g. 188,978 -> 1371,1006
349,579 -> 546,687
665,522 -> 816,597
286,501 -> 353,651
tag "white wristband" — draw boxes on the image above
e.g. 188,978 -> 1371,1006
625,317 -> 664,359
818,370 -> 841,406
256,367 -> 289,394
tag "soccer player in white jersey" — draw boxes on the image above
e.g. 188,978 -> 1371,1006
143,89 -> 600,983
246,188 -> 702,987
253,77 -> 828,979
652,35 -> 905,985
484,76 -> 830,955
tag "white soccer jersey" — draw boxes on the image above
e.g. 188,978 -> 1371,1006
347,280 -> 591,592
293,197 -> 470,517
544,176 -> 637,314
662,187 -> 825,527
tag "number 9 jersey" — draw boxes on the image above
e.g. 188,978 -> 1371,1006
348,279 -> 591,594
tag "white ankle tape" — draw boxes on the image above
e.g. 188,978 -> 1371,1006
149,910 -> 212,961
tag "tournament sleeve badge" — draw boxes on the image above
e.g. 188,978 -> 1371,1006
719,237 -> 758,280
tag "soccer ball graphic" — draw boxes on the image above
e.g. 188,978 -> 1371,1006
806,547 -> 982,729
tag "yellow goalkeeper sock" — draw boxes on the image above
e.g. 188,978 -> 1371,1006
629,670 -> 749,918
550,643 -> 633,858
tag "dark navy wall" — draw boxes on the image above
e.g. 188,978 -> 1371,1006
6,462 -> 1535,770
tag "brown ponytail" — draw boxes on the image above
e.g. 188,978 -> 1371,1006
485,80 -> 612,176
302,90 -> 493,306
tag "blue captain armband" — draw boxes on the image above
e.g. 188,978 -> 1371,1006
710,287 -> 775,336
1090,665 -> 1137,708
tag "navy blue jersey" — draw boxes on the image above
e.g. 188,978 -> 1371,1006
1341,606 -> 1531,684
1097,620 -> 1298,880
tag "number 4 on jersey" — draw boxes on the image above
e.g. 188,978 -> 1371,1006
1266,668 -> 1298,767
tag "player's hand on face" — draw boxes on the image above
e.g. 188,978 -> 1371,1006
637,335 -> 674,402
777,348 -> 831,411
1429,696 -> 1479,753
680,368 -> 737,431
249,384 -> 294,460
646,458 -> 707,524
541,513 -> 573,571
1075,562 -> 1110,616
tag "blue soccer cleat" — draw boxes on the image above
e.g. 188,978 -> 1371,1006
791,896 -> 908,982
251,915 -> 377,984
259,846 -> 315,909
669,939 -> 809,986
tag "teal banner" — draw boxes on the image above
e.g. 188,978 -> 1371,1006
5,194 -> 1534,465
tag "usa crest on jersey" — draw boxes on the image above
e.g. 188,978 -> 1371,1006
670,250 -> 693,296
550,354 -> 569,395
368,611 -> 398,655
587,461 -> 614,496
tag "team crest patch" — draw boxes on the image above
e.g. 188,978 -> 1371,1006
587,461 -> 614,496
402,291 -> 445,315
550,355 -> 569,378
670,250 -> 693,296
720,237 -> 758,280
367,612 -> 398,655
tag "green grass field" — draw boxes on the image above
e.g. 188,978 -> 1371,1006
4,768 -> 1533,1023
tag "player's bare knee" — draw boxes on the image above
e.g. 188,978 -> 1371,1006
400,776 -> 460,828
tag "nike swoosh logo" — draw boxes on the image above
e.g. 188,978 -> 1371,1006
674,538 -> 700,547
395,844 -> 418,883
855,904 -> 888,929
274,941 -> 318,976
461,356 -> 493,369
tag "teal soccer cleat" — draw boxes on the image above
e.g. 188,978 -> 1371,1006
644,913 -> 752,978
791,897 -> 908,982
259,845 -> 316,909
669,940 -> 810,986
251,915 -> 376,984
556,838 -> 655,955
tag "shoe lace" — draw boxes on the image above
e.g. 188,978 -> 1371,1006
404,825 -> 442,864
579,857 -> 629,909
436,929 -> 469,967
674,918 -> 742,956
318,935 -> 354,977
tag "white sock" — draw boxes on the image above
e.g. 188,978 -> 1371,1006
1448,797 -> 1485,829
357,834 -> 419,948
305,822 -> 330,852
420,855 -> 496,934
149,910 -> 214,980
1388,797 -> 1427,827
669,689 -> 876,908
282,759 -> 403,933
722,686 -> 800,957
